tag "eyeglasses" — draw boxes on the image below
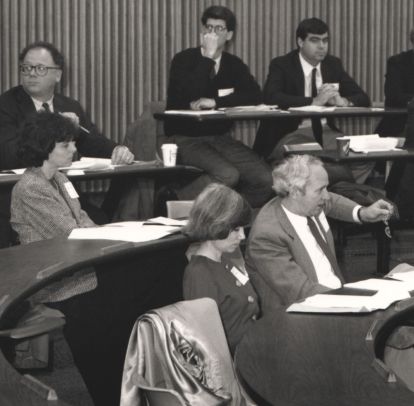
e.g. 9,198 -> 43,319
204,24 -> 227,34
20,64 -> 61,77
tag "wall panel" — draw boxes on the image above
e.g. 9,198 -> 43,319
0,0 -> 412,149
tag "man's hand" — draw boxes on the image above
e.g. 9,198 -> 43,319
359,199 -> 394,223
111,146 -> 134,165
200,32 -> 220,59
327,94 -> 351,107
190,98 -> 216,110
312,84 -> 338,106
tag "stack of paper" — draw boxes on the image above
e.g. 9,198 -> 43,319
69,221 -> 181,243
61,157 -> 113,175
341,134 -> 401,152
289,106 -> 336,112
287,288 -> 410,313
163,110 -> 225,116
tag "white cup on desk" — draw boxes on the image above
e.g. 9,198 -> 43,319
161,144 -> 178,166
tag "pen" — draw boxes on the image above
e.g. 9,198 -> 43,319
80,125 -> 90,134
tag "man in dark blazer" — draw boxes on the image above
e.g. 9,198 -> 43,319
253,18 -> 370,172
0,41 -> 134,170
0,41 -> 134,247
376,29 -> 414,137
164,5 -> 272,209
245,155 -> 393,313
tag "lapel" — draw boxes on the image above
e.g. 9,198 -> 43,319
272,198 -> 320,281
320,57 -> 334,83
16,85 -> 37,115
291,51 -> 306,96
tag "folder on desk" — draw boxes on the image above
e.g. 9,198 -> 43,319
287,288 -> 410,314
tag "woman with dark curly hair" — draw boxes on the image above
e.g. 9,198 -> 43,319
183,183 -> 260,353
11,111 -> 95,242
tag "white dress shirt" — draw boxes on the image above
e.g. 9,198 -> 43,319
298,52 -> 326,128
31,96 -> 54,112
282,204 -> 342,289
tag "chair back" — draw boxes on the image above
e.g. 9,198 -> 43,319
166,200 -> 193,219
120,298 -> 255,406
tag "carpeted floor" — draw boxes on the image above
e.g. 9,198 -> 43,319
30,228 -> 414,406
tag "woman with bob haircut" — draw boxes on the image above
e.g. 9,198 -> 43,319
183,183 -> 260,353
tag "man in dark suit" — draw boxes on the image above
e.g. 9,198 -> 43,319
376,29 -> 414,137
0,41 -> 134,247
245,154 -> 393,313
253,18 -> 370,183
164,5 -> 272,208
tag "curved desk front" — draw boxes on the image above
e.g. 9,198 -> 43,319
236,303 -> 414,406
0,234 -> 190,405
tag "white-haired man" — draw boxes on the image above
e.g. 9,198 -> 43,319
245,154 -> 394,312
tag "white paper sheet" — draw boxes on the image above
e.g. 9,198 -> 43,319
69,221 -> 180,242
287,288 -> 410,313
163,110 -> 225,116
289,106 -> 336,112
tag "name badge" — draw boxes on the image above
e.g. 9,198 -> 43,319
230,266 -> 249,285
218,88 -> 234,97
64,182 -> 79,199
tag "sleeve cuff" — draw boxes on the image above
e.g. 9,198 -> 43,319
353,205 -> 363,223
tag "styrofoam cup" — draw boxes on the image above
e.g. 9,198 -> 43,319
161,144 -> 178,166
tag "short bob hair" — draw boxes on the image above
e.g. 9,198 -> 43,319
18,112 -> 79,167
272,154 -> 325,197
19,41 -> 64,69
201,5 -> 236,32
183,183 -> 251,241
296,17 -> 329,45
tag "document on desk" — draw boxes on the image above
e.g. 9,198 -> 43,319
61,157 -> 114,174
287,289 -> 410,313
289,106 -> 336,112
163,109 -> 225,116
68,221 -> 181,243
344,278 -> 414,292
340,134 -> 402,153
0,168 -> 26,175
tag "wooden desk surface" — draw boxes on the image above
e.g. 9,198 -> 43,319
0,234 -> 190,405
154,107 -> 407,122
0,162 -> 202,187
236,304 -> 414,406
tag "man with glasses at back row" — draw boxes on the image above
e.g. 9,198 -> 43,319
163,5 -> 273,209
0,41 -> 134,247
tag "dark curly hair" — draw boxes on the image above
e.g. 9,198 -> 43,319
18,112 -> 79,167
183,183 -> 251,241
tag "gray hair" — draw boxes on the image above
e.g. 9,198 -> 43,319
272,154 -> 324,197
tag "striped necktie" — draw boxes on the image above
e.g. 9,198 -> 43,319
307,216 -> 343,280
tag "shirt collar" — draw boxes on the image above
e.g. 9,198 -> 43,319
299,52 -> 321,77
200,48 -> 222,73
31,96 -> 54,112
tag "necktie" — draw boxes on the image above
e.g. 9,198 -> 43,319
210,61 -> 216,80
311,68 -> 323,146
42,102 -> 51,113
307,216 -> 342,280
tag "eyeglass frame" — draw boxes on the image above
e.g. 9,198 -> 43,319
19,64 -> 62,77
203,24 -> 228,34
